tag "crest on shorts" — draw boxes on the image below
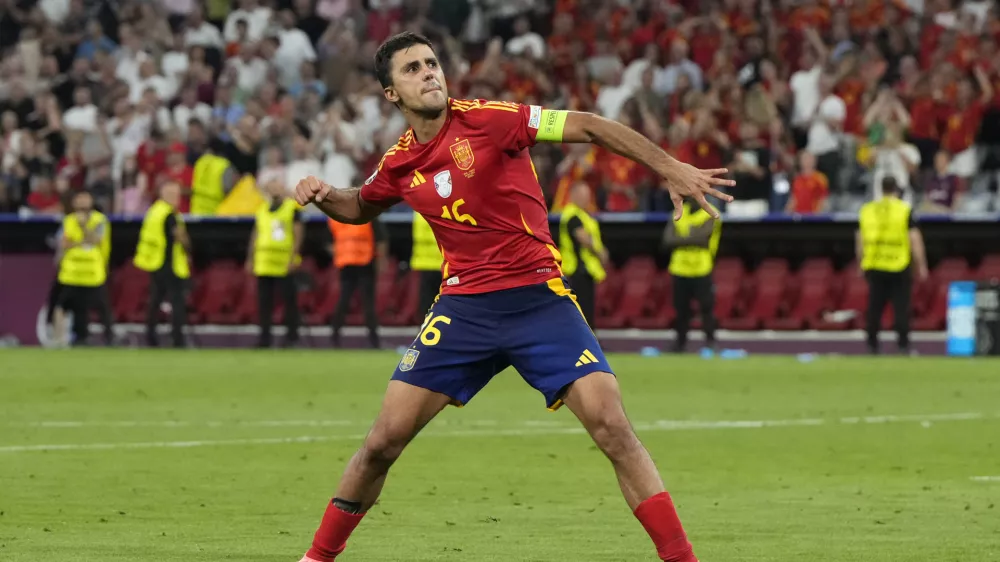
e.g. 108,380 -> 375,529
433,170 -> 453,198
449,138 -> 475,171
398,348 -> 420,372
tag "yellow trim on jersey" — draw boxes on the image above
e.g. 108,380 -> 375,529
536,110 -> 568,142
450,99 -> 520,113
520,213 -> 534,236
546,277 -> 587,326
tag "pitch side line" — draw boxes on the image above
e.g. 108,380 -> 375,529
5,412 -> 989,429
1,412 -> 995,454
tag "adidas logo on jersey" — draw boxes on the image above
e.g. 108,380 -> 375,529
410,170 -> 426,188
575,349 -> 599,367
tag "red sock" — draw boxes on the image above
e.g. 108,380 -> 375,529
304,501 -> 366,561
633,492 -> 697,562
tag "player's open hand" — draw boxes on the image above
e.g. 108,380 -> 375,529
662,164 -> 735,220
295,176 -> 333,206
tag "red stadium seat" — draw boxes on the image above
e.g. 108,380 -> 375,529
306,268 -> 341,325
631,272 -> 673,329
383,270 -> 422,326
606,258 -> 656,328
813,269 -> 867,330
766,258 -> 834,330
196,262 -> 244,324
594,265 -> 624,329
720,258 -> 789,330
111,263 -> 151,323
977,254 -> 1000,281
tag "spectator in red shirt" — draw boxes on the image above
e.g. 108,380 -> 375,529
25,175 -> 64,215
787,151 -> 829,214
941,69 -> 993,178
158,143 -> 195,213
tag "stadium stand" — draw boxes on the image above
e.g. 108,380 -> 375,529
3,0 -> 1000,339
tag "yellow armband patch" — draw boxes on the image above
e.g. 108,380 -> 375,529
535,109 -> 568,142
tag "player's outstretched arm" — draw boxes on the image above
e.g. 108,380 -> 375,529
548,111 -> 735,219
294,176 -> 384,225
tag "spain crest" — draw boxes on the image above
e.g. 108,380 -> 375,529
449,138 -> 475,171
398,348 -> 420,372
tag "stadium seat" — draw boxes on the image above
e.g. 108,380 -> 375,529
383,269 -> 422,326
605,258 -> 656,328
977,254 -> 1000,281
813,268 -> 867,330
594,265 -> 624,329
721,258 -> 788,330
766,258 -> 834,330
305,268 -> 341,325
631,272 -> 673,329
218,270 -> 259,325
196,262 -> 243,324
111,263 -> 150,323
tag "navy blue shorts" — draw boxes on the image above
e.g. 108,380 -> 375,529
391,278 -> 614,410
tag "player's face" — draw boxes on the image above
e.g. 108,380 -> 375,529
386,44 -> 448,116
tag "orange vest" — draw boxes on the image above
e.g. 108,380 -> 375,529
328,220 -> 375,268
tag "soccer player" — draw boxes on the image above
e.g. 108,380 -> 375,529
294,32 -> 734,562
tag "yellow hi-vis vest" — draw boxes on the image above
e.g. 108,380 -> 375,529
859,196 -> 912,272
669,203 -> 722,278
133,200 -> 190,279
58,212 -> 110,287
558,203 -> 607,283
411,213 -> 443,272
253,199 -> 299,277
190,153 -> 230,215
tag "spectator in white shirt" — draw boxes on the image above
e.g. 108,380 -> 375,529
285,131 -> 322,196
595,69 -> 634,121
806,74 -> 846,193
63,86 -> 99,133
224,0 -> 272,43
274,10 -> 317,87
129,59 -> 173,104
114,25 -> 150,85
229,44 -> 270,96
789,47 -> 823,145
169,87 -> 212,140
160,32 -> 190,93
653,38 -> 703,96
505,17 -> 545,59
185,8 -> 225,50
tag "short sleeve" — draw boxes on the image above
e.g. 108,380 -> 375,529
359,152 -> 403,208
467,100 -> 541,152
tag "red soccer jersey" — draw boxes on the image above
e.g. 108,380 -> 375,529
360,99 -> 562,296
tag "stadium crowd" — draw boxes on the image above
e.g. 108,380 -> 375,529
2,0 -> 1000,220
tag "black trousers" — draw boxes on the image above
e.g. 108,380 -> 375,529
865,269 -> 912,352
58,284 -> 113,345
418,270 -> 442,318
257,275 -> 300,347
569,271 -> 596,328
332,264 -> 379,348
673,275 -> 716,351
147,271 -> 187,348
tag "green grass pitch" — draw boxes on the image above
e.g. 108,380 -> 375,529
1,349 -> 998,561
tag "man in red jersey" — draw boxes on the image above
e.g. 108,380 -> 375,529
294,32 -> 734,562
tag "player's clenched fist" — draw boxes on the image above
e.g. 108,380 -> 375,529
295,176 -> 332,206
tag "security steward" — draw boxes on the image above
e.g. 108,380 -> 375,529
328,217 -> 389,349
558,181 -> 607,326
247,179 -> 303,348
411,212 -> 444,317
190,145 -> 236,215
664,200 -> 722,353
55,190 -> 114,346
134,181 -> 191,348
857,177 -> 929,355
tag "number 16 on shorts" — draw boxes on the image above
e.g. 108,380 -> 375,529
398,314 -> 452,373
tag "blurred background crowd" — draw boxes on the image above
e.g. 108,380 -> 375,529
3,0 -> 1000,220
